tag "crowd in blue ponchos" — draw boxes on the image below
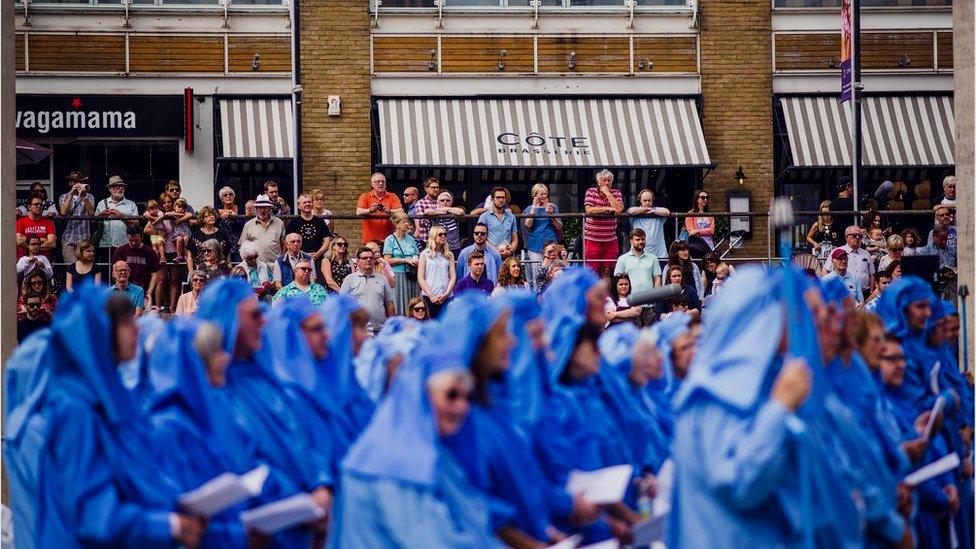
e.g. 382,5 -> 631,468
3,263 -> 973,548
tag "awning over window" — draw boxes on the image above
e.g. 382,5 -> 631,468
780,95 -> 954,168
375,98 -> 712,168
219,98 -> 294,159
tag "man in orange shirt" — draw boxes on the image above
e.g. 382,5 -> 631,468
356,172 -> 403,243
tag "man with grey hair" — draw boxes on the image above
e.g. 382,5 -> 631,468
239,194 -> 285,263
938,175 -> 956,206
583,169 -> 624,277
917,223 -> 957,271
276,232 -> 317,286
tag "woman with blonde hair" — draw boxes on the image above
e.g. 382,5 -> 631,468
491,256 -> 529,296
523,183 -> 562,264
384,211 -> 420,314
806,199 -> 840,261
321,236 -> 353,293
417,225 -> 455,318
309,189 -> 335,232
65,239 -> 101,290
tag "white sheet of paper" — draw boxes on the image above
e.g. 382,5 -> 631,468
631,513 -> 668,546
929,361 -> 942,395
903,453 -> 961,487
565,464 -> 634,505
652,460 -> 675,517
548,534 -> 582,549
239,493 -> 325,534
579,539 -> 619,549
178,465 -> 270,516
922,396 -> 947,441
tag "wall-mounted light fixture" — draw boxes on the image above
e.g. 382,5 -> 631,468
825,56 -> 838,68
637,57 -> 653,71
728,166 -> 752,242
251,53 -> 261,71
735,166 -> 747,187
898,55 -> 912,68
428,49 -> 437,71
498,49 -> 507,71
567,51 -> 576,70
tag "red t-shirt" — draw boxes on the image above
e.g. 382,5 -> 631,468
357,191 -> 403,244
583,186 -> 623,242
16,216 -> 56,258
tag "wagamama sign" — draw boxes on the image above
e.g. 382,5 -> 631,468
15,95 -> 185,138
17,109 -> 136,135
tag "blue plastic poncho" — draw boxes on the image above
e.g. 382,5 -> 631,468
4,330 -> 52,549
875,277 -> 940,411
320,294 -> 376,425
334,349 -> 496,548
355,317 -> 422,401
597,324 -> 670,474
669,267 -> 826,548
541,267 -> 599,322
36,282 -> 181,547
197,279 -> 333,494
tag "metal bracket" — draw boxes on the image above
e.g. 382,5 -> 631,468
283,0 -> 291,29
689,0 -> 700,30
21,0 -> 31,28
434,0 -> 444,29
530,0 -> 541,30
220,0 -> 231,29
498,49 -> 507,71
121,0 -> 132,28
372,0 -> 381,29
625,0 -> 636,30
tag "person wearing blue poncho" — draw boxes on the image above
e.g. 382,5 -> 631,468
354,316 -> 423,402
319,294 -> 378,436
149,318 -> 293,547
266,296 -> 376,486
4,330 -> 52,549
877,334 -> 961,549
436,292 -> 591,546
668,267 -> 820,548
332,349 -> 496,548
196,278 -> 333,539
597,324 -> 670,478
820,277 -> 911,547
644,311 -> 697,440
35,283 -> 206,547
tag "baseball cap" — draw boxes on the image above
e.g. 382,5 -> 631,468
107,175 -> 126,187
253,194 -> 273,208
831,248 -> 848,260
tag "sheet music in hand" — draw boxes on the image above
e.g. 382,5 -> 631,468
178,465 -> 270,516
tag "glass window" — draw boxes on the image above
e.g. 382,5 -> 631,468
50,140 -> 180,206
25,0 -> 283,5
379,0 -> 687,7
774,0 -> 950,7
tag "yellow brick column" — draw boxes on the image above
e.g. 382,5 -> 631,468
300,0 -> 373,240
699,0 -> 774,259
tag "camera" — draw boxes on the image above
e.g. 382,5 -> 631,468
81,184 -> 90,193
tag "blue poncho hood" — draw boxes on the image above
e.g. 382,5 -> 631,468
320,293 -> 366,401
434,292 -> 507,366
598,323 -> 643,376
874,276 -> 933,339
343,348 -> 469,487
547,310 -> 588,383
652,312 -> 693,393
266,297 -> 322,391
197,278 -> 259,356
50,282 -> 143,425
491,290 -> 551,424
5,329 -> 53,442
672,267 -> 785,413
355,317 -> 423,401
541,267 -> 598,322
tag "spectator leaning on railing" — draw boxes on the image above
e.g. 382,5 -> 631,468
94,175 -> 138,262
583,169 -> 624,277
16,196 -> 57,259
58,171 -> 96,264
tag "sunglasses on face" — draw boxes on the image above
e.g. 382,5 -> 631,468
296,266 -> 312,272
192,277 -> 206,283
358,256 -> 374,261
444,388 -> 472,403
412,306 -> 427,313
474,231 -> 488,236
698,195 -> 708,200
335,242 -> 348,247
26,302 -> 41,308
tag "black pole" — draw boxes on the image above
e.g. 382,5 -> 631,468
851,0 -> 862,215
290,0 -> 303,208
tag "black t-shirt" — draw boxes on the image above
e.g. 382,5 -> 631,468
287,215 -> 333,255
18,316 -> 50,342
187,227 -> 233,265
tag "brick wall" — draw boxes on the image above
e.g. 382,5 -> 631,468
699,0 -> 774,257
300,0 -> 373,240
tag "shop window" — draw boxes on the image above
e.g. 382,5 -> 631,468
774,0 -> 950,7
50,140 -> 180,207
25,0 -> 284,6
378,0 -> 689,8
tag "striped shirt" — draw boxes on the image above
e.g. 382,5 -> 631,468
583,186 -> 623,242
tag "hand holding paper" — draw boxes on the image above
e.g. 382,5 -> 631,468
903,453 -> 961,487
239,493 -> 326,534
565,465 -> 634,505
178,465 -> 270,516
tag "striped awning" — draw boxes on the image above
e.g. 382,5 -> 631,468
219,98 -> 294,159
780,95 -> 955,168
376,98 -> 711,168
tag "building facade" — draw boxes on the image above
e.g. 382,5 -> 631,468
14,0 -> 294,210
302,0 -> 955,251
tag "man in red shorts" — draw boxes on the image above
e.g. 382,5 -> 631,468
583,169 -> 624,277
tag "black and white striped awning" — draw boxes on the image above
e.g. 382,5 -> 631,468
780,95 -> 955,168
375,98 -> 711,168
219,98 -> 294,159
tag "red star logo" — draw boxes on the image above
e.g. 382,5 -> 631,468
71,98 -> 82,109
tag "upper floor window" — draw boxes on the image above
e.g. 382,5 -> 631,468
774,0 -> 950,7
21,0 -> 284,6
376,0 -> 689,8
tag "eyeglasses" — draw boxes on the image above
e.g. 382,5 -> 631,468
358,256 -> 375,261
191,277 -> 206,283
435,234 -> 447,238
26,302 -> 41,309
493,195 -> 506,200
30,279 -> 45,285
846,233 -> 862,238
444,388 -> 472,403
114,268 -> 130,273
473,231 -> 488,236
412,306 -> 427,313
698,195 -> 709,200
438,198 -> 451,202
203,249 -> 215,254
167,187 -> 180,193
29,202 -> 43,207
296,266 -> 312,272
